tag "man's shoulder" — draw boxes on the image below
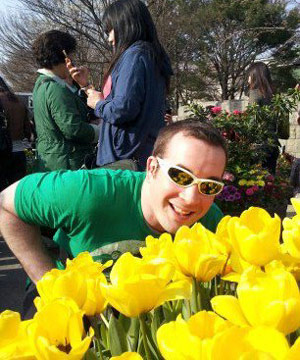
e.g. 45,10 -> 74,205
199,203 -> 223,233
89,168 -> 146,185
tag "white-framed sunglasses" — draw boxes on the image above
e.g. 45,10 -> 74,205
156,157 -> 224,196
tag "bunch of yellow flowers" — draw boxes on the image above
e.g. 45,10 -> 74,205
2,199 -> 300,359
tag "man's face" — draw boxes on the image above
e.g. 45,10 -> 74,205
142,132 -> 226,234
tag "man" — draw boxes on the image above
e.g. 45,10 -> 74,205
0,119 -> 227,286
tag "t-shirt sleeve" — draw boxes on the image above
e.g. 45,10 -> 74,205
199,203 -> 224,233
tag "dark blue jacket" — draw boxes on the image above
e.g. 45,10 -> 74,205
94,41 -> 173,170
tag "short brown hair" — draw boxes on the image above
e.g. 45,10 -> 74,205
153,118 -> 227,160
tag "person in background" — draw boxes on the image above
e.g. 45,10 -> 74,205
0,78 -> 32,188
68,0 -> 173,170
247,61 -> 280,174
32,30 -> 99,171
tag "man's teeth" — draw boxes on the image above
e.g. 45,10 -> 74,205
173,205 -> 191,216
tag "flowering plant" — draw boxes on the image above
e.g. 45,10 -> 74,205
188,88 -> 300,216
3,202 -> 300,359
216,157 -> 293,217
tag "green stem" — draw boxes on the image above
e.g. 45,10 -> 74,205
95,338 -> 104,360
100,313 -> 109,329
131,317 -> 140,352
219,279 -> 225,295
196,281 -> 202,311
214,277 -> 218,296
192,277 -> 199,313
90,317 -> 104,360
184,299 -> 191,319
139,313 -> 151,360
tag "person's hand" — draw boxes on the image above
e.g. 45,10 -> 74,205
64,72 -> 74,86
65,58 -> 89,88
164,113 -> 173,125
87,89 -> 104,109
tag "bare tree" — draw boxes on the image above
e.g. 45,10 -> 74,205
0,0 -> 114,91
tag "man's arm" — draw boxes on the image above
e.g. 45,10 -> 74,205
0,182 -> 55,283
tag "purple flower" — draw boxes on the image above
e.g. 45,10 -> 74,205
234,192 -> 242,200
246,188 -> 254,196
224,185 -> 238,194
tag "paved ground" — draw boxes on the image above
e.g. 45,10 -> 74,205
0,237 -> 26,314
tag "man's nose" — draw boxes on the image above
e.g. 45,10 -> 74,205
179,184 -> 201,204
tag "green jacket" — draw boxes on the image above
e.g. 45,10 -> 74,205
33,74 -> 95,171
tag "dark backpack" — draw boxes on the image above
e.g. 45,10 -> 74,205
0,100 -> 12,154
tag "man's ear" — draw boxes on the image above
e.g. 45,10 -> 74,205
146,156 -> 158,180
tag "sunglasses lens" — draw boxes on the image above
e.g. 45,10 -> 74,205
199,181 -> 223,195
168,167 -> 194,186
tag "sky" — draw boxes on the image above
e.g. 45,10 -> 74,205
0,0 -> 25,16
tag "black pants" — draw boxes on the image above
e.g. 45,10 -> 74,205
262,145 -> 280,175
22,282 -> 38,320
0,151 -> 26,191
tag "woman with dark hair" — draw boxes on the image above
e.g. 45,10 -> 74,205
68,0 -> 173,170
32,30 -> 99,171
247,62 -> 280,174
248,62 -> 273,105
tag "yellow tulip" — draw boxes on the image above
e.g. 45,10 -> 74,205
216,216 -> 251,283
66,252 -> 112,275
278,248 -> 300,281
173,224 -> 227,282
157,311 -> 230,360
140,233 -> 175,262
210,326 -> 289,360
211,265 -> 300,334
110,352 -> 143,360
101,252 -> 191,317
35,252 -> 111,315
227,207 -> 281,266
0,310 -> 34,359
157,315 -> 203,360
28,298 -> 93,359
0,310 -> 21,348
140,233 -> 192,283
215,215 -> 233,254
282,215 -> 300,259
187,310 -> 231,341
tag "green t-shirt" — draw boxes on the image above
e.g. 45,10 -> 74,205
15,169 -> 223,263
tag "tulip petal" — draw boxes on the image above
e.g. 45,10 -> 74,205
187,311 -> 230,339
157,316 -> 202,360
245,326 -> 289,359
291,198 -> 300,216
211,295 -> 249,327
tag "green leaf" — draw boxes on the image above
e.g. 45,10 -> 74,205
84,349 -> 98,360
108,314 -> 129,356
100,322 -> 108,350
126,317 -> 140,352
140,314 -> 163,360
